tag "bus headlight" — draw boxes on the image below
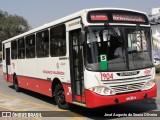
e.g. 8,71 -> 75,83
89,86 -> 116,95
142,80 -> 155,91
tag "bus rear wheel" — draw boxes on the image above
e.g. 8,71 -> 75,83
13,75 -> 20,92
55,84 -> 70,109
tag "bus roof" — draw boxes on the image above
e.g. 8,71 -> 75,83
2,7 -> 147,43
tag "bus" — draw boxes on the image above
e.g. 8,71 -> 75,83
2,8 -> 157,109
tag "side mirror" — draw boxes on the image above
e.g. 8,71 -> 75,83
80,29 -> 85,45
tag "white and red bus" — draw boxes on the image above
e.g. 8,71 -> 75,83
2,8 -> 157,109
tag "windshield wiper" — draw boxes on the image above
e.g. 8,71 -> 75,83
104,23 -> 122,42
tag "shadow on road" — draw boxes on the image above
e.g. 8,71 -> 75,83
8,85 -> 56,105
70,99 -> 157,119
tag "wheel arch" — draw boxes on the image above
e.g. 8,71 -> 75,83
52,78 -> 63,97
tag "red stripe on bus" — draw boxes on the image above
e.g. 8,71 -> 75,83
3,73 -> 73,103
3,73 -> 13,83
17,76 -> 52,97
62,84 -> 72,103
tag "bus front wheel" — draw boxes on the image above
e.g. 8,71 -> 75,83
55,84 -> 70,109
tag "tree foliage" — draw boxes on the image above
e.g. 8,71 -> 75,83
0,10 -> 30,50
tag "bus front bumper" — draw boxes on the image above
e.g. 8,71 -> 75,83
85,85 -> 157,108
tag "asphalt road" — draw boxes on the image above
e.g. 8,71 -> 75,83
0,66 -> 160,120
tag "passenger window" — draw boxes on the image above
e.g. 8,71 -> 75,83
11,40 -> 17,59
50,24 -> 66,57
36,30 -> 49,58
3,44 -> 5,60
26,34 -> 35,58
18,38 -> 25,59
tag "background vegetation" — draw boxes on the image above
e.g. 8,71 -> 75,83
0,10 -> 30,51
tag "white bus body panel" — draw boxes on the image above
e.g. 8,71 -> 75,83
17,59 -> 38,78
37,57 -> 71,83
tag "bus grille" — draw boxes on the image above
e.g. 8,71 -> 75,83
110,82 -> 146,94
102,76 -> 151,94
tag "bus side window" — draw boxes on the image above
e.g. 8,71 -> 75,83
18,38 -> 25,59
50,24 -> 66,57
3,44 -> 5,60
26,34 -> 35,58
36,30 -> 49,58
11,40 -> 18,59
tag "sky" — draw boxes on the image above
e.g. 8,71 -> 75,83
0,0 -> 160,29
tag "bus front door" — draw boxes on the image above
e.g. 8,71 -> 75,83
6,48 -> 11,82
69,29 -> 85,103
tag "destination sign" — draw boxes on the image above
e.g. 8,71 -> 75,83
90,13 -> 108,21
113,14 -> 145,22
87,10 -> 149,25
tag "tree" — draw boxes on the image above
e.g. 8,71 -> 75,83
0,10 -> 30,50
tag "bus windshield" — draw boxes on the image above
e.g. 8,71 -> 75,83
85,26 -> 153,71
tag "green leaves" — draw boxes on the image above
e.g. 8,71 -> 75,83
0,10 -> 30,50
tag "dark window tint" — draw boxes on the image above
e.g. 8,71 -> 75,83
18,38 -> 25,59
26,34 -> 35,58
36,30 -> 49,58
11,40 -> 17,59
3,44 -> 5,60
6,48 -> 10,65
50,24 -> 66,57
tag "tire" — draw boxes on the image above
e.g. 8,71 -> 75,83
55,84 -> 70,109
13,75 -> 20,92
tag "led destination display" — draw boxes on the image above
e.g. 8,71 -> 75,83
88,10 -> 149,24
